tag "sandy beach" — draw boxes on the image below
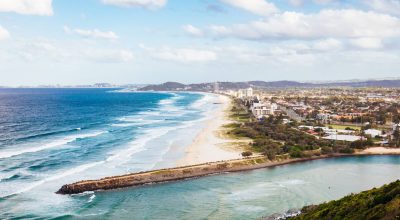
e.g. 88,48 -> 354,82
177,94 -> 245,166
360,147 -> 400,155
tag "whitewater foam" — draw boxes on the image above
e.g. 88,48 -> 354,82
11,161 -> 105,196
0,131 -> 106,159
1,92 -> 213,197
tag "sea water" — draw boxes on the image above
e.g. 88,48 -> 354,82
1,89 -> 400,219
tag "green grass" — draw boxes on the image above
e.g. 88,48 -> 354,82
326,124 -> 361,131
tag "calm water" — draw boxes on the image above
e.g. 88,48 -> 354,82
0,89 -> 400,219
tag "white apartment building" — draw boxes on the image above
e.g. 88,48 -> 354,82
251,102 -> 278,119
238,88 -> 253,99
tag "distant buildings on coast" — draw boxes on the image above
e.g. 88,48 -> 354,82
222,86 -> 400,146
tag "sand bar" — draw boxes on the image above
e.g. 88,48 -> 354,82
360,147 -> 400,154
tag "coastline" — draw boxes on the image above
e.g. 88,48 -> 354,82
177,94 -> 244,166
57,152 -> 400,195
55,92 -> 400,195
358,147 -> 400,155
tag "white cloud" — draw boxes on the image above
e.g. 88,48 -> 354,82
288,0 -> 336,6
0,0 -> 53,16
313,38 -> 343,51
140,45 -> 217,63
12,40 -> 70,62
84,49 -> 134,62
6,39 -> 133,63
0,26 -> 10,40
313,0 -> 335,4
183,25 -> 204,37
364,0 -> 400,16
102,0 -> 167,10
206,9 -> 400,40
64,26 -> 119,40
288,0 -> 304,6
219,0 -> 279,16
350,37 -> 384,49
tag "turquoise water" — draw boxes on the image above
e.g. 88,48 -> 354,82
1,89 -> 400,219
2,156 -> 400,219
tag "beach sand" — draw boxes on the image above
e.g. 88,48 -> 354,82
177,94 -> 246,166
361,147 -> 400,154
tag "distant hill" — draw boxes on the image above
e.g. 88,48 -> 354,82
289,180 -> 400,220
139,82 -> 186,91
138,79 -> 400,91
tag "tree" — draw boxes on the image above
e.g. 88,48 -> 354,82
393,125 -> 400,148
241,151 -> 253,157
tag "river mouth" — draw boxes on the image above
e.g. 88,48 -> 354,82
3,155 -> 400,219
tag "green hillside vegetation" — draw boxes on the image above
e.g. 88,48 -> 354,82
290,180 -> 400,220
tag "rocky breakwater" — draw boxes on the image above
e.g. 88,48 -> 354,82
57,154 -> 349,195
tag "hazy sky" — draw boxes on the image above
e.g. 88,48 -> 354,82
0,0 -> 400,86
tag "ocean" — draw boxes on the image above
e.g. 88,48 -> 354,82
1,89 -> 400,219
0,89 -> 218,217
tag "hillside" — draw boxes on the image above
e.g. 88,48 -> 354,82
138,79 -> 400,91
290,180 -> 400,220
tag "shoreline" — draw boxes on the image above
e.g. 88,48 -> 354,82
358,147 -> 400,155
177,94 -> 243,166
57,151 -> 400,195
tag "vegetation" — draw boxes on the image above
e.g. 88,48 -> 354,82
290,180 -> 400,220
227,99 -> 364,159
327,124 -> 361,131
241,151 -> 253,157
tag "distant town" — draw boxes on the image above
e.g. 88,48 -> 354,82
222,86 -> 400,149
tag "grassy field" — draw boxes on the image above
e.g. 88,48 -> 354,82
326,124 -> 361,131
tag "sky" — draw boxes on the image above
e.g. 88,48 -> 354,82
0,0 -> 400,86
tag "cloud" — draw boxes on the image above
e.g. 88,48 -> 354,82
219,0 -> 278,16
288,0 -> 304,7
288,0 -> 336,6
206,4 -> 225,13
205,9 -> 400,40
12,40 -> 70,62
350,37 -> 384,49
7,39 -> 133,63
182,25 -> 204,37
102,0 -> 167,10
84,49 -> 134,62
0,0 -> 53,16
364,0 -> 400,16
313,38 -> 343,51
0,26 -> 10,40
140,45 -> 217,63
64,26 -> 119,40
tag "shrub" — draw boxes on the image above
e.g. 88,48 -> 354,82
339,147 -> 355,154
321,146 -> 334,154
264,149 -> 277,160
241,151 -> 253,157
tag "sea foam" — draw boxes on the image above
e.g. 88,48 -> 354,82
0,131 -> 106,159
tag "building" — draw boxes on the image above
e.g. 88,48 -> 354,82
213,82 -> 220,93
364,129 -> 382,138
238,88 -> 253,99
316,113 -> 331,122
251,102 -> 278,119
323,134 -> 361,142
